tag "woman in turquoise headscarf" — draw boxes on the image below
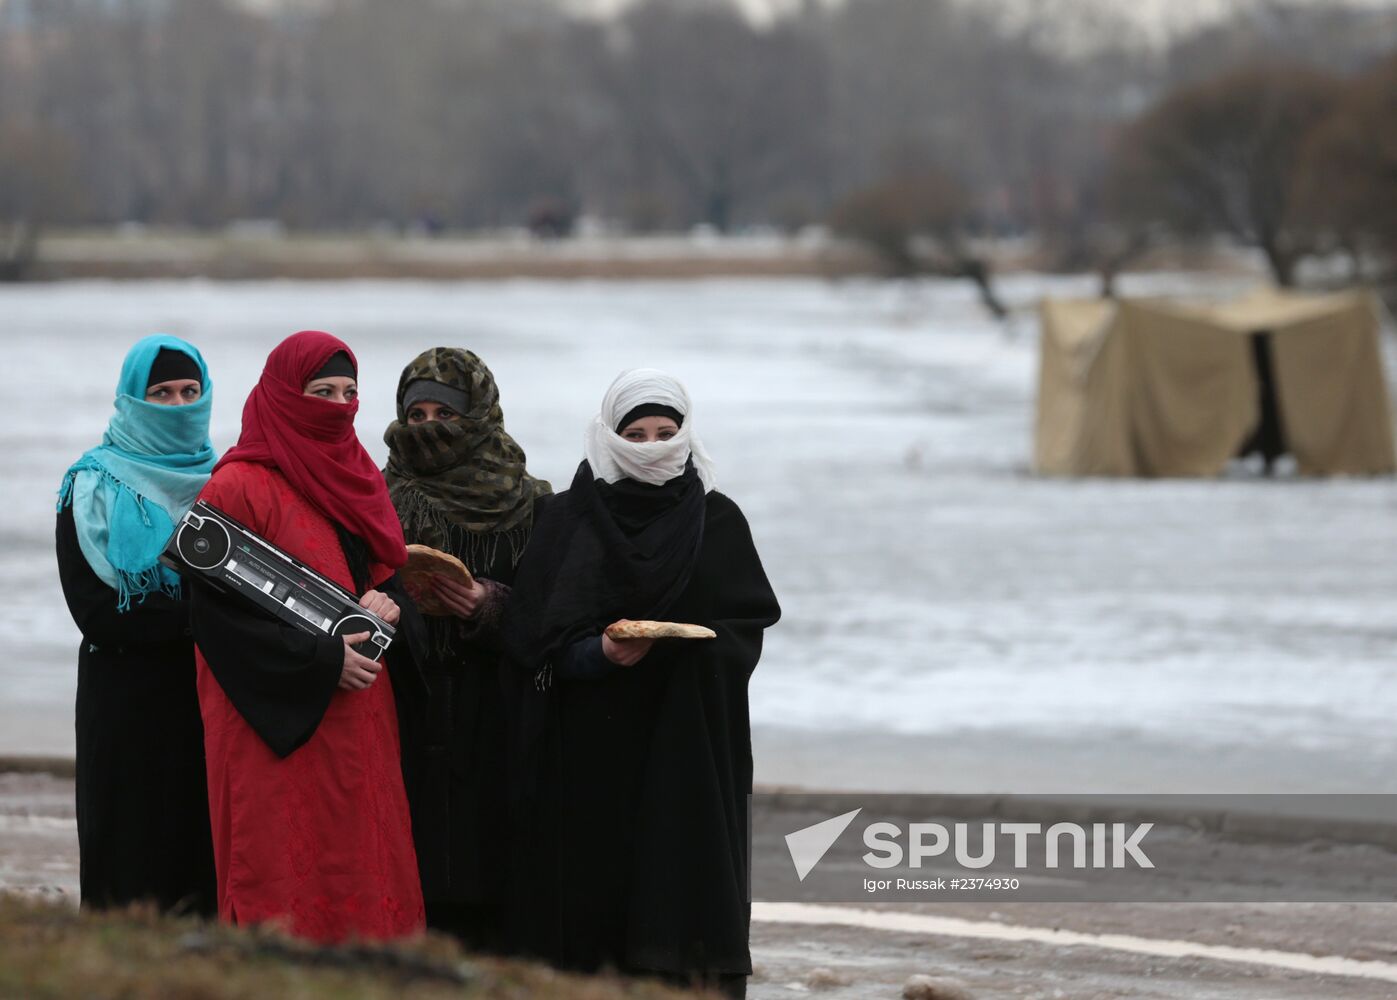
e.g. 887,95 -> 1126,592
55,334 -> 219,914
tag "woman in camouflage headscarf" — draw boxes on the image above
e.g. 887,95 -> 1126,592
385,347 -> 551,569
383,346 -> 551,951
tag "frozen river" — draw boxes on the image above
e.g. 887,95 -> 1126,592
3,275 -> 1395,794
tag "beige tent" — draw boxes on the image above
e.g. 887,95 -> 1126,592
1035,289 -> 1396,477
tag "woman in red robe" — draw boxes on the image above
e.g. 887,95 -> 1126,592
189,331 -> 425,942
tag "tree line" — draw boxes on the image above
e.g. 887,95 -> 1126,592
0,0 -> 1394,291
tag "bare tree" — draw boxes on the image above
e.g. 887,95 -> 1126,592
602,0 -> 830,231
1112,62 -> 1342,287
1167,0 -> 1397,84
831,169 -> 1009,319
0,0 -> 1389,260
0,122 -> 79,279
1294,53 -> 1397,285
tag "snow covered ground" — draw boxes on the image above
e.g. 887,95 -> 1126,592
3,275 -> 1395,795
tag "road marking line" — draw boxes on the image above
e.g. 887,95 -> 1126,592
0,815 -> 76,833
752,902 -> 1397,983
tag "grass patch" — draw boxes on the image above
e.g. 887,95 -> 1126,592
0,895 -> 708,1000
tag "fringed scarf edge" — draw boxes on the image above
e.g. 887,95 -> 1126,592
58,464 -> 184,612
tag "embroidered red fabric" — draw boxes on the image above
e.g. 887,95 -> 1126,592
195,460 -> 424,942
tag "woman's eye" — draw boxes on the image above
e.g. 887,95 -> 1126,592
658,431 -> 675,440
439,409 -> 455,419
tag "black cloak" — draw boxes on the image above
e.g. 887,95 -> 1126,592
55,503 -> 217,915
503,465 -> 780,984
390,495 -> 550,950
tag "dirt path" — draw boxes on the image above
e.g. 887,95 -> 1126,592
6,773 -> 1394,999
748,908 -> 1397,999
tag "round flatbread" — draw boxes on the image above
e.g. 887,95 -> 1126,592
402,544 -> 474,616
604,619 -> 716,641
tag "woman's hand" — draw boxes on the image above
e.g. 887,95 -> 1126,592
359,589 -> 400,625
338,632 -> 383,690
602,631 -> 655,667
428,575 -> 486,620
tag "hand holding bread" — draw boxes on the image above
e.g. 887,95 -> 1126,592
402,544 -> 481,618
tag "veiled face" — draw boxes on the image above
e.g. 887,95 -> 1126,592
406,401 -> 460,424
144,379 -> 202,406
619,416 -> 680,443
303,376 -> 358,405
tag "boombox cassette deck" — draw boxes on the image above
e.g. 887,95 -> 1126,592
161,500 -> 395,660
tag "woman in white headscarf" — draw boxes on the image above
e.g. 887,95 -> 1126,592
503,369 -> 780,1000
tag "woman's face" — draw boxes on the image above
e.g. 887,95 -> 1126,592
145,379 -> 202,406
620,416 -> 680,443
304,376 -> 358,405
406,401 -> 460,424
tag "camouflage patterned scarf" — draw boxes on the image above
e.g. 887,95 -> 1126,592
384,348 -> 552,572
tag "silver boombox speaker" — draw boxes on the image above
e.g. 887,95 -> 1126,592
161,500 -> 395,660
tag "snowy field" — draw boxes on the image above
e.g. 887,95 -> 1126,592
2,275 -> 1396,795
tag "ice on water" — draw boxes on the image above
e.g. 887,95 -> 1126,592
3,275 -> 1396,789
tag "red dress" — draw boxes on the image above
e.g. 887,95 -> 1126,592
195,460 -> 424,942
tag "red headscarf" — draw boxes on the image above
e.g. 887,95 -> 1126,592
216,331 -> 407,569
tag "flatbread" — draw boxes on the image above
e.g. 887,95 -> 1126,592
605,619 -> 716,641
402,544 -> 475,616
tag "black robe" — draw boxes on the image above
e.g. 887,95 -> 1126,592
55,503 -> 217,915
393,496 -> 550,949
505,489 -> 780,983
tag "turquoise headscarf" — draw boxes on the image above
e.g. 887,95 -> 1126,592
57,335 -> 216,611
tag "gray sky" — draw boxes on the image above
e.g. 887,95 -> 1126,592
566,0 -> 1397,38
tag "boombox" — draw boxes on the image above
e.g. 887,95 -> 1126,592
161,500 -> 395,660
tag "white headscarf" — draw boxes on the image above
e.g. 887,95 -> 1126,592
583,369 -> 716,492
